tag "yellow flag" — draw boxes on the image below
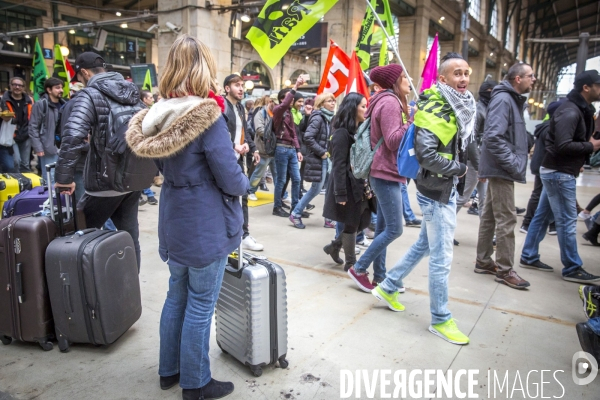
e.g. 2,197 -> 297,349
142,68 -> 152,92
52,44 -> 70,98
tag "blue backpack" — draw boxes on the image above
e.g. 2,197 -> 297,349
397,124 -> 419,179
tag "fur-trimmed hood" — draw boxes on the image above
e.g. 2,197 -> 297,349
126,96 -> 222,158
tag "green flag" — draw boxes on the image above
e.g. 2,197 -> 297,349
246,0 -> 338,69
30,37 -> 49,101
355,0 -> 395,70
142,68 -> 152,92
52,44 -> 70,98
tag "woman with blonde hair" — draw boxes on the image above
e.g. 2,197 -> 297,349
247,94 -> 278,199
126,34 -> 247,400
288,92 -> 336,229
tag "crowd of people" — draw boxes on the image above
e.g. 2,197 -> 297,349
2,34 -> 600,399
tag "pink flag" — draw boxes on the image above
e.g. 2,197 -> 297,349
420,34 -> 439,92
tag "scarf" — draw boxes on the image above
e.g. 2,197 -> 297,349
436,83 -> 476,150
320,108 -> 334,122
291,108 -> 303,125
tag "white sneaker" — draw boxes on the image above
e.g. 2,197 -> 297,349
248,193 -> 258,201
242,235 -> 263,251
357,238 -> 371,247
578,211 -> 591,220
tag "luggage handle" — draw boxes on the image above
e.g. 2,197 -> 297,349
60,273 -> 74,314
54,187 -> 78,237
15,263 -> 24,304
45,163 -> 72,223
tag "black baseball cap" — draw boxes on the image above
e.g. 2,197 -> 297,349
74,52 -> 107,73
574,70 -> 600,87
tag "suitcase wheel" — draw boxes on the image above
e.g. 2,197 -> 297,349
58,336 -> 70,352
278,357 -> 289,369
250,366 -> 262,377
38,340 -> 53,351
1,335 -> 12,345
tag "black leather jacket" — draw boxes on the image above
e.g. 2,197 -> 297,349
55,72 -> 142,191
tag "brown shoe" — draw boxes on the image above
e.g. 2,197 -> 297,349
153,175 -> 164,187
495,270 -> 530,290
266,177 -> 273,184
474,262 -> 497,275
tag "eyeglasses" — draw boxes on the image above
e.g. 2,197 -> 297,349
11,83 -> 24,88
522,74 -> 536,79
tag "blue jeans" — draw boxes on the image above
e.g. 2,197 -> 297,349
274,146 -> 300,209
293,159 -> 327,217
354,177 -> 404,282
521,172 -> 581,276
38,154 -> 59,184
142,188 -> 155,197
159,257 -> 227,389
249,155 -> 277,193
380,190 -> 457,325
0,146 -> 15,173
401,183 -> 417,222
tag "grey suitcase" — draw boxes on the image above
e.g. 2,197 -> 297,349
215,242 -> 289,377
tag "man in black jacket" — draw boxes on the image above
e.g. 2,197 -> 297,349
520,70 -> 600,284
475,63 -> 534,290
0,77 -> 32,172
54,52 -> 144,271
222,74 -> 263,251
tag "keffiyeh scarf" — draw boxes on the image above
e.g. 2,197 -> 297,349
436,82 -> 476,150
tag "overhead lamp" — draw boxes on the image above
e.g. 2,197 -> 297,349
440,16 -> 445,21
120,55 -> 124,59
469,38 -> 473,42
533,102 -> 539,107
69,29 -> 75,34
244,80 -> 254,91
284,79 -> 291,87
538,103 -> 544,108
60,45 -> 70,57
240,13 -> 251,23
6,40 -> 14,45
25,34 -> 30,39
528,98 -> 534,104
489,52 -> 494,57
305,56 -> 309,60
120,23 -> 128,29
503,63 -> 507,66
116,11 -> 122,16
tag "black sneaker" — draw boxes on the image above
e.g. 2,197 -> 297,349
548,222 -> 557,235
453,239 -> 459,246
519,224 -> 528,233
563,267 -> 600,284
259,183 -> 269,191
576,323 -> 600,367
147,196 -> 158,205
300,211 -> 310,218
516,207 -> 526,216
139,196 -> 147,206
579,285 -> 600,319
306,204 -> 316,211
582,232 -> 600,246
272,207 -> 289,217
160,373 -> 180,390
405,219 -> 421,227
519,259 -> 553,272
467,206 -> 479,215
182,378 -> 234,400
281,202 -> 291,210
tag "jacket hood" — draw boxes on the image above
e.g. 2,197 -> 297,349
366,90 -> 398,118
491,80 -> 527,109
88,72 -> 139,105
126,96 -> 222,158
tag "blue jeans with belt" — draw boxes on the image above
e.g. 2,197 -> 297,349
354,176 -> 404,283
159,257 -> 227,389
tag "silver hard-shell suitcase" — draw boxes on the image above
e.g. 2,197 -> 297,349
215,235 -> 288,377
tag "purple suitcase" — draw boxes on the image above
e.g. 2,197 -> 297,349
2,186 -> 50,218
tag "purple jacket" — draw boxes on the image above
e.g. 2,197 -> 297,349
367,90 -> 413,183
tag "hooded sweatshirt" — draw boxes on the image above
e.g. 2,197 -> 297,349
367,90 -> 414,183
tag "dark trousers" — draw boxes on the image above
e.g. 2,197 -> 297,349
0,146 -> 15,173
78,191 -> 141,271
238,157 -> 250,238
523,174 -> 543,226
585,194 -> 600,212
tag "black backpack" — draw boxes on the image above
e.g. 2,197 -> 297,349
100,97 -> 158,192
262,108 -> 277,157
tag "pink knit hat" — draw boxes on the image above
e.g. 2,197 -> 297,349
369,64 -> 403,89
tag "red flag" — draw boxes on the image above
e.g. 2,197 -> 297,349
317,40 -> 350,98
346,51 -> 370,100
65,58 -> 75,81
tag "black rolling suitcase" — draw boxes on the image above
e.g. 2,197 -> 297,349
45,191 -> 142,352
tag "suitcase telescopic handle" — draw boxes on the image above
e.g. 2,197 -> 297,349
15,263 -> 24,304
54,187 -> 78,237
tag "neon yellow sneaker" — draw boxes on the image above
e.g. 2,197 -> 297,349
429,319 -> 470,345
371,286 -> 405,312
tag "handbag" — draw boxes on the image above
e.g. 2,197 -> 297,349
397,124 -> 419,180
0,121 -> 16,147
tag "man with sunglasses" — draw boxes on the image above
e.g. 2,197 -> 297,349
0,77 -> 33,172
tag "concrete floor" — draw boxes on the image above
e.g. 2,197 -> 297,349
2,170 -> 600,400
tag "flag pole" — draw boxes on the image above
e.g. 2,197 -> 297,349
364,0 -> 419,99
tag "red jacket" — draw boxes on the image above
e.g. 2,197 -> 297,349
272,90 -> 300,150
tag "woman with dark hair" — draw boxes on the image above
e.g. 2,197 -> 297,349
322,93 -> 372,271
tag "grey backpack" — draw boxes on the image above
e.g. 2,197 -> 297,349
349,117 -> 383,179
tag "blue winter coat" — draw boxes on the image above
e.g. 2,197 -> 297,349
126,96 -> 249,267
